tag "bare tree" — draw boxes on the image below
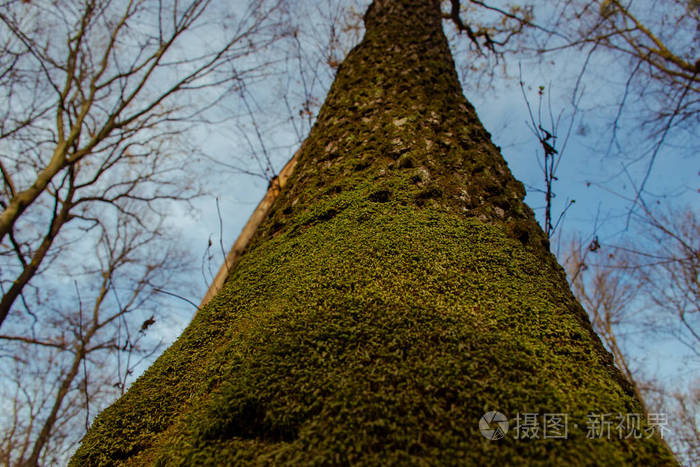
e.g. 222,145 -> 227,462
565,238 -> 646,406
443,0 -> 698,203
640,379 -> 700,467
0,0 -> 287,328
629,207 -> 700,354
0,209 -> 190,466
534,0 -> 699,208
564,203 -> 699,465
517,76 -> 579,242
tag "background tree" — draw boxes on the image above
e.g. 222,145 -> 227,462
444,0 -> 698,222
1,210 -> 188,466
564,203 -> 699,464
0,0 -> 286,327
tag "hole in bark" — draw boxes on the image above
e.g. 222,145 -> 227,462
317,208 -> 339,222
369,190 -> 391,203
324,185 -> 343,196
518,231 -> 529,244
398,156 -> 415,168
269,220 -> 284,236
389,146 -> 409,160
353,160 -> 371,171
415,186 -> 442,201
484,183 -> 501,196
509,222 -> 530,245
410,174 -> 423,184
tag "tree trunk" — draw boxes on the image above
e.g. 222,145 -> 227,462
24,343 -> 87,467
71,0 -> 675,464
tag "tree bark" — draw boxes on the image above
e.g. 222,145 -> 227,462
71,0 -> 676,464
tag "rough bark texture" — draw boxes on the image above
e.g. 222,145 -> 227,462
72,0 -> 675,465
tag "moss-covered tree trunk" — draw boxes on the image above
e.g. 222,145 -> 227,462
72,1 -> 675,465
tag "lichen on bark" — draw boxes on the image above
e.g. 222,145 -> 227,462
71,0 -> 676,465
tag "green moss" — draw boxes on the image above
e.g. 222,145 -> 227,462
72,198 -> 673,465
